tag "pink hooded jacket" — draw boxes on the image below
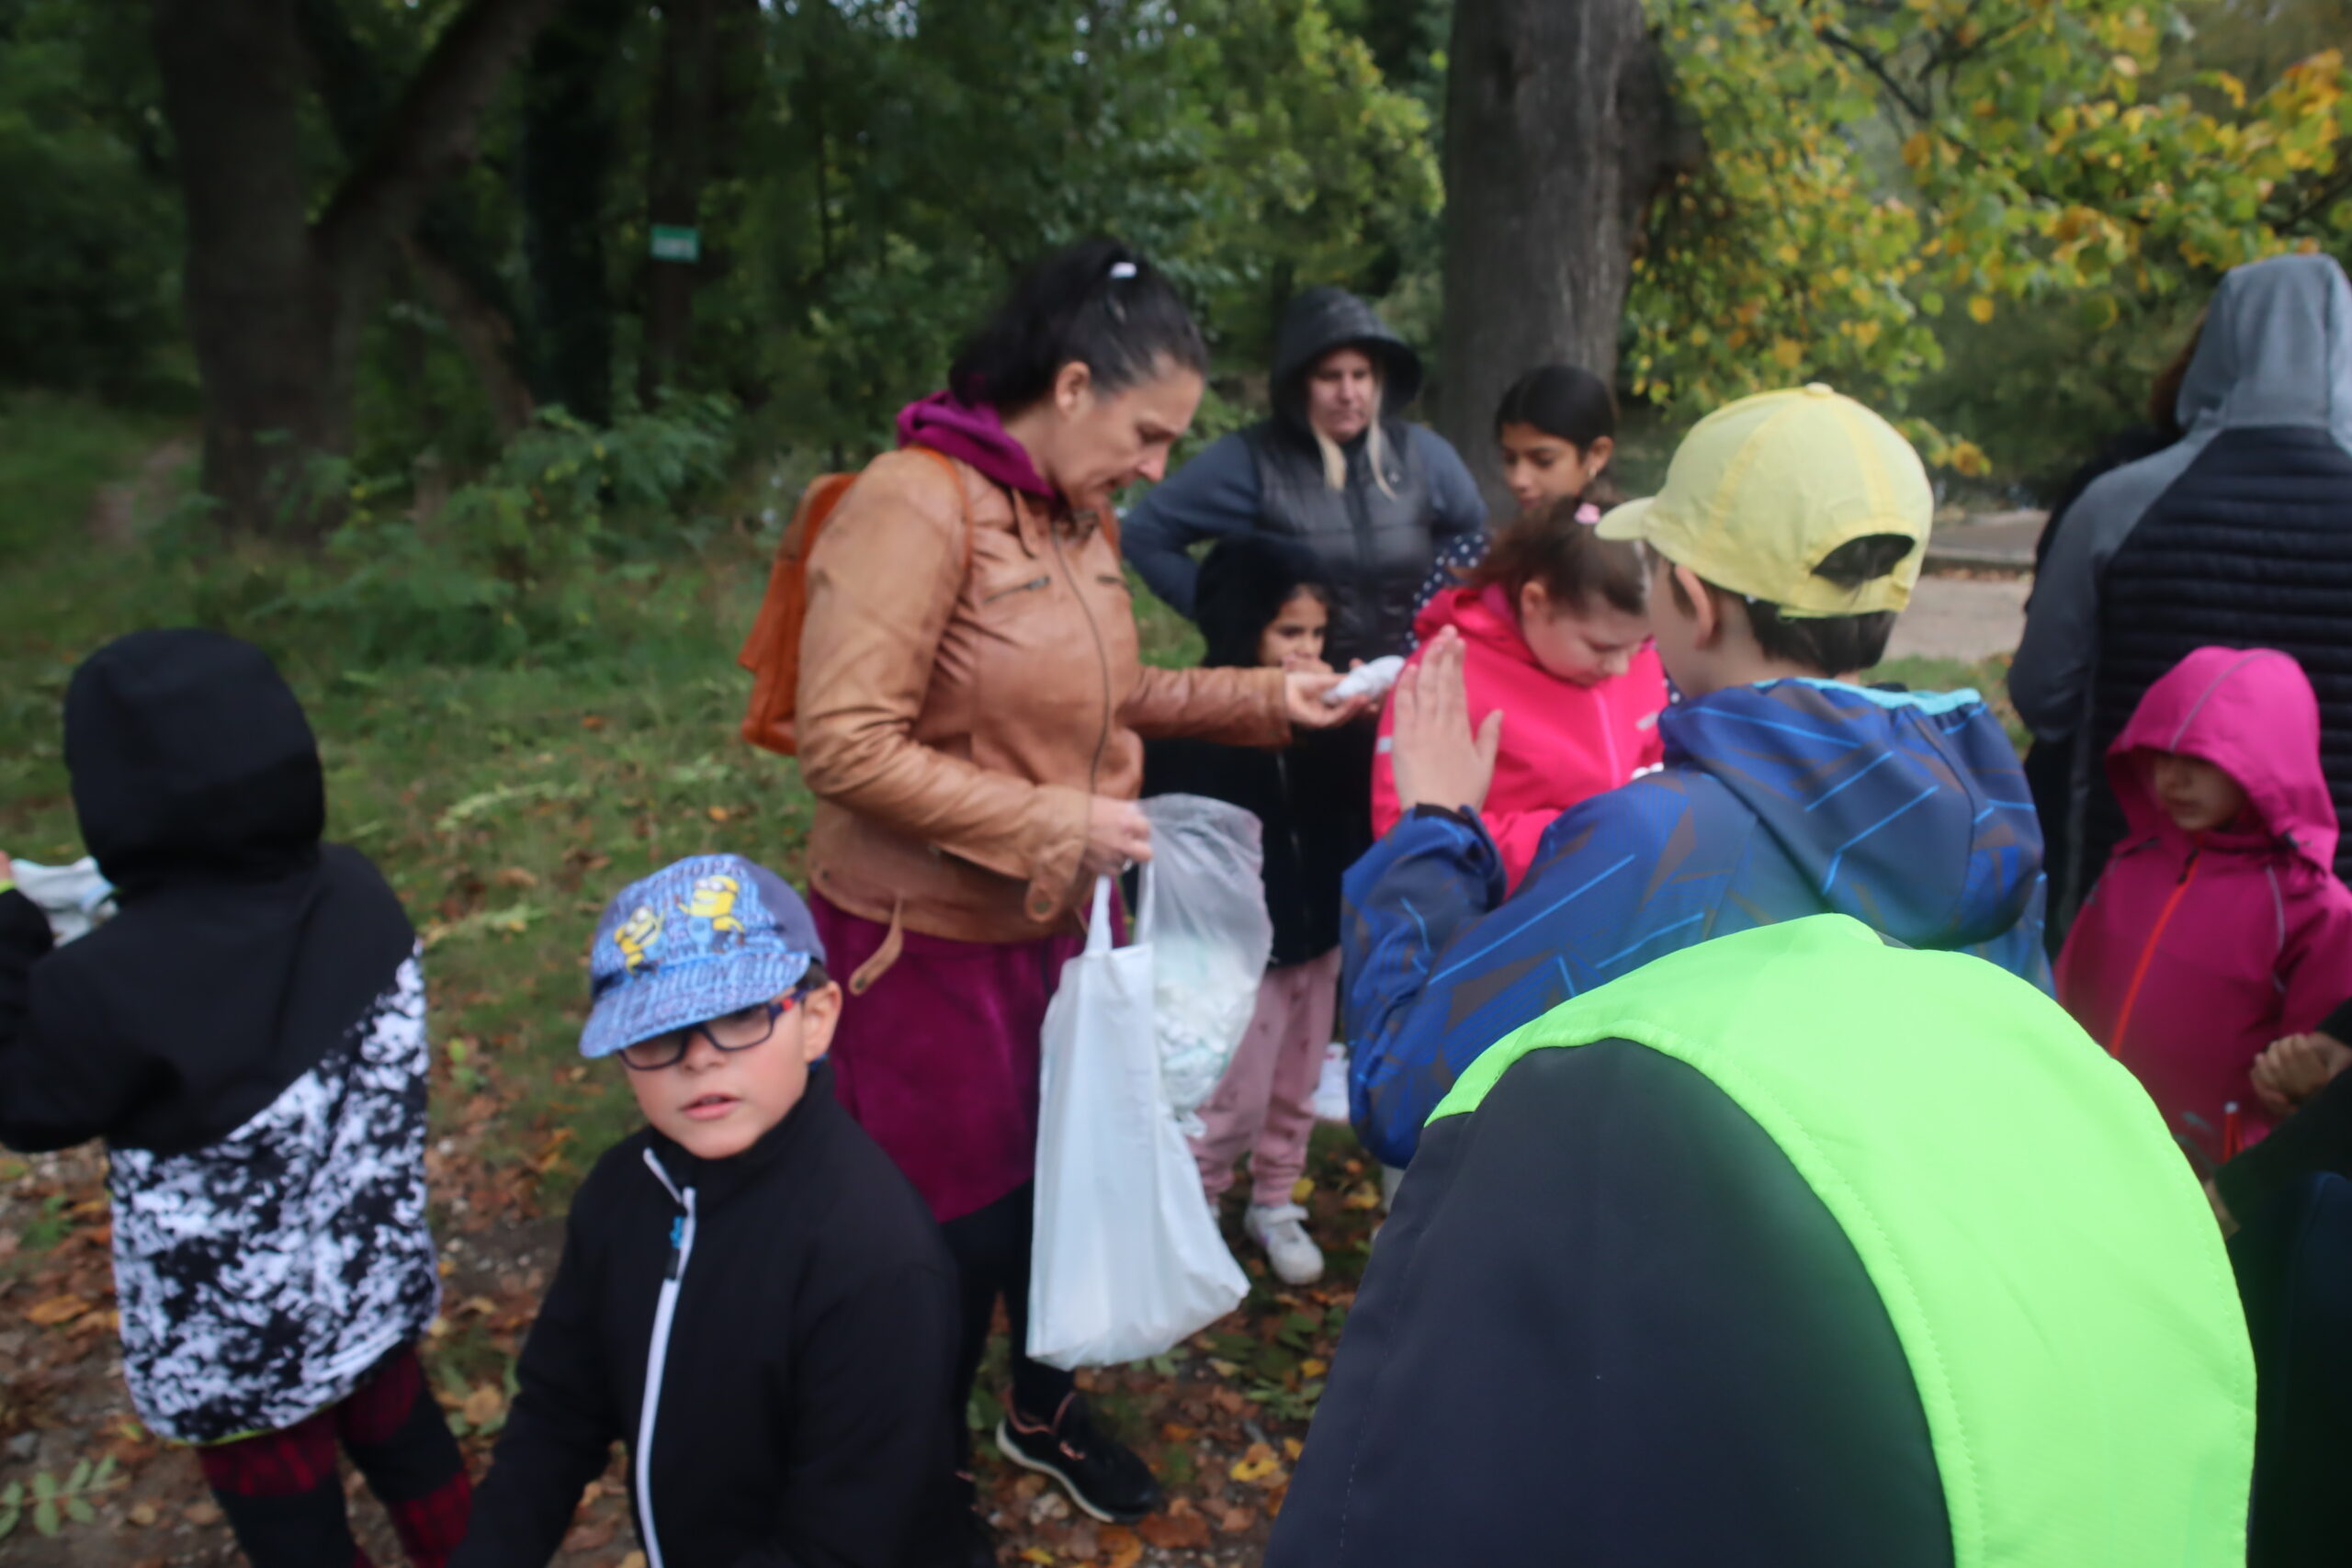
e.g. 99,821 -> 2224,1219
2057,646 -> 2352,1168
1372,584 -> 1668,890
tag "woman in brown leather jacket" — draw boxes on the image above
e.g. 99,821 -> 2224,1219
794,240 -> 1361,1549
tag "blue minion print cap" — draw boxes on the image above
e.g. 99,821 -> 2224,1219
580,853 -> 826,1060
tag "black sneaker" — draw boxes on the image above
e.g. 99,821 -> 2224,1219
952,1472 -> 1001,1567
995,1393 -> 1162,1524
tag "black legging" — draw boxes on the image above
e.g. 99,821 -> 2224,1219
940,1180 -> 1075,1455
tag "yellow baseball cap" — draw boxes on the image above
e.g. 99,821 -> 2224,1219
1595,384 -> 1933,617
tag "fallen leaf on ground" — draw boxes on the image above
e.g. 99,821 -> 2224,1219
1102,1523 -> 1144,1567
25,1293 -> 89,1326
1159,1421 -> 1196,1442
461,1384 -> 505,1427
1137,1510 -> 1212,1549
186,1500 -> 223,1525
127,1502 -> 158,1527
1217,1504 -> 1258,1533
1229,1442 -> 1283,1484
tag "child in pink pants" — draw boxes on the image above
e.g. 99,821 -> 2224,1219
1145,536 -> 1369,1285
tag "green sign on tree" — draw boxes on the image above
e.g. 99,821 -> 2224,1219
650,225 -> 701,264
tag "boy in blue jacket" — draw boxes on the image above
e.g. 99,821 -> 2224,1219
1349,385 -> 2049,1167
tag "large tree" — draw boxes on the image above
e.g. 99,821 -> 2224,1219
153,0 -> 562,534
1435,0 -> 1686,503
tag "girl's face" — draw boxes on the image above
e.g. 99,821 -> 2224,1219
1498,423 -> 1614,513
1306,349 -> 1379,445
1258,590 -> 1329,671
1518,581 -> 1649,687
2147,751 -> 2250,835
1033,359 -> 1204,515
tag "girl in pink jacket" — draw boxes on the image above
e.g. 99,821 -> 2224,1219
2058,646 -> 2352,1168
1372,495 -> 1668,889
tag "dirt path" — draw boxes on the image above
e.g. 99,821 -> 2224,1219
83,438 -> 196,548
1884,573 -> 2030,664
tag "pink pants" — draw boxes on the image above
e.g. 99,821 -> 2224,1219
1191,947 -> 1341,1202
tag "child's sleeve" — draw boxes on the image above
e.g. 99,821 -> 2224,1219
744,1258 -> 962,1568
1341,807 -> 1510,1167
451,1213 -> 620,1568
0,893 -> 141,1153
2279,888 -> 2352,1035
1480,809 -> 1562,893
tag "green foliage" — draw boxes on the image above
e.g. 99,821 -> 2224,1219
1635,0 -> 2352,472
0,1455 -> 120,1539
0,0 -> 181,398
176,396 -> 740,670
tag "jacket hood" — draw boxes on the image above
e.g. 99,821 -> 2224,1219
1195,534 -> 1326,669
2108,645 -> 2337,871
65,629 -> 325,894
2175,253 -> 2352,447
1270,287 -> 1424,432
1665,681 -> 2042,949
1416,584 -> 1537,670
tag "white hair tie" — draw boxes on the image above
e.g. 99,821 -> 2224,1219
1108,261 -> 1139,280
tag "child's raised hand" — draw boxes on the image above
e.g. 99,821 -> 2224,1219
1390,628 -> 1501,816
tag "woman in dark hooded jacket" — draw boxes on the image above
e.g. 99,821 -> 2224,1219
1124,287 -> 1488,669
0,630 -> 463,1568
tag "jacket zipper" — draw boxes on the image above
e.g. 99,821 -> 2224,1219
637,1151 -> 698,1568
1274,750 -> 1309,940
1050,521 -> 1114,795
983,575 -> 1051,604
2108,841 -> 2202,1058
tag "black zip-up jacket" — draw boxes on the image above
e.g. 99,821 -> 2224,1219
452,1064 -> 960,1568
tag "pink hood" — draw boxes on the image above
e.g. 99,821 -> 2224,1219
2108,645 -> 2338,874
1373,584 -> 1667,890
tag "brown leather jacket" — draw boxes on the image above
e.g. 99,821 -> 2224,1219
797,449 -> 1289,966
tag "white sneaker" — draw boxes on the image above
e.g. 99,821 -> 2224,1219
1246,1203 -> 1325,1286
1312,1043 -> 1350,1123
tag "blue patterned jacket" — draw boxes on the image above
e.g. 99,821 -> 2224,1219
1345,679 -> 2050,1166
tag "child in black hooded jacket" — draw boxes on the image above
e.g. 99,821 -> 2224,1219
0,629 -> 464,1566
1145,535 -> 1368,1287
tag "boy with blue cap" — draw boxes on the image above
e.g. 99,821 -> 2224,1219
453,853 -> 962,1568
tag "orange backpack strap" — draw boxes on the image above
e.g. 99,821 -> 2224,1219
737,448 -> 974,757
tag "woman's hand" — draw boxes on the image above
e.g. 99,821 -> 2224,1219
1284,670 -> 1364,728
1390,628 -> 1501,816
2251,1031 -> 2352,1115
1080,797 -> 1153,879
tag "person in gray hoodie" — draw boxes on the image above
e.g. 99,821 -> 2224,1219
2013,253 -> 2352,930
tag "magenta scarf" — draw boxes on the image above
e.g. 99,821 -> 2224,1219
896,391 -> 1056,500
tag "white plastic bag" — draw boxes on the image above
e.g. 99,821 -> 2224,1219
1137,795 -> 1272,1129
1027,875 -> 1249,1371
11,857 -> 115,945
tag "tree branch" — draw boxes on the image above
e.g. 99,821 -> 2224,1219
316,0 -> 567,265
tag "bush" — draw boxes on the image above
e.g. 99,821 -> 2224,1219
175,395 -> 745,670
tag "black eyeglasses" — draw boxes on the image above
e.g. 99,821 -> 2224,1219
617,995 -> 797,1072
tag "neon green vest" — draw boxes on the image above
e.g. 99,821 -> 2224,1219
1430,915 -> 2253,1568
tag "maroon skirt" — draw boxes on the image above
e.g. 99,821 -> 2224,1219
812,893 -> 1093,1224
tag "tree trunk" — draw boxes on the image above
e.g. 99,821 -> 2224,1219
1436,0 -> 1677,509
518,0 -> 636,427
155,0 -> 339,530
155,0 -> 563,533
639,0 -> 718,404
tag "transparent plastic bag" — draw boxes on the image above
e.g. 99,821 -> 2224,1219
1027,875 -> 1249,1369
1137,795 -> 1272,1131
